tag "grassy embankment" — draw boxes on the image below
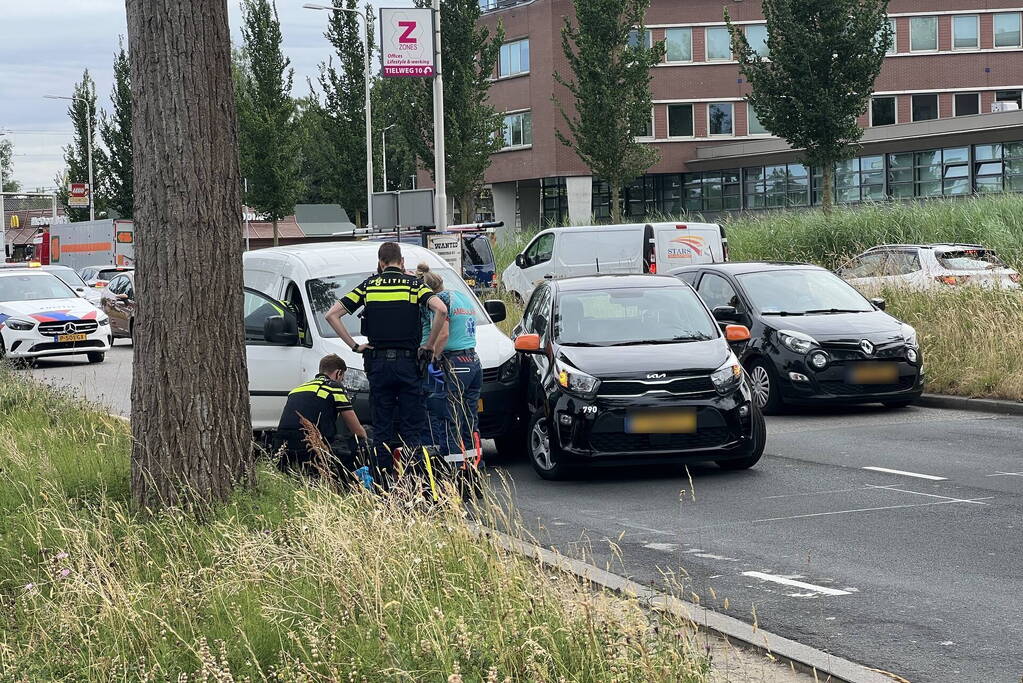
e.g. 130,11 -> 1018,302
491,194 -> 1023,400
0,372 -> 711,681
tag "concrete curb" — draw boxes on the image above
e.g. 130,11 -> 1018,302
475,524 -> 896,683
918,393 -> 1023,417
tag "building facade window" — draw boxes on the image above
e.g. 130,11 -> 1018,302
684,171 -> 741,212
664,27 -> 693,62
747,104 -> 768,135
502,111 -> 532,148
541,177 -> 568,224
634,109 -> 654,139
952,15 -> 979,50
910,16 -> 938,52
954,93 -> 980,117
912,94 -> 939,121
709,102 -> 734,135
996,90 -> 1023,110
994,12 -> 1022,48
744,164 -> 809,209
746,24 -> 769,57
667,104 -> 694,137
706,27 -> 732,61
886,18 -> 897,54
825,156 -> 885,204
628,28 -> 652,49
871,96 -> 897,126
974,144 -> 1004,193
499,38 -> 529,77
1006,142 -> 1023,191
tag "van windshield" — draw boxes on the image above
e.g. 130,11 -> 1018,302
305,268 -> 490,339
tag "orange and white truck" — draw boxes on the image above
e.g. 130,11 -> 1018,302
31,219 -> 135,271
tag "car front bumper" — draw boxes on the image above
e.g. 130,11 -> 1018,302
1,324 -> 111,358
777,355 -> 924,405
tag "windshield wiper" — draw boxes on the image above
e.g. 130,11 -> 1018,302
607,337 -> 710,346
803,308 -> 865,314
559,341 -> 604,347
760,311 -> 805,316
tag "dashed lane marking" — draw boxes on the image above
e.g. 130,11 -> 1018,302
986,471 -> 1023,477
862,466 -> 947,481
741,571 -> 853,597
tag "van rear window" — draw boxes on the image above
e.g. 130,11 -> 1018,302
463,235 -> 494,266
936,250 -> 1006,271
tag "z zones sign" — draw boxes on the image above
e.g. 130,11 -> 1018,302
380,8 -> 436,77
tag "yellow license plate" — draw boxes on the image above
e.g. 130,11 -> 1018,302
626,410 -> 696,434
58,333 -> 88,343
466,279 -> 476,287
849,363 -> 899,384
477,399 -> 484,413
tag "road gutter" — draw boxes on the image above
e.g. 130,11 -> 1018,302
473,524 -> 898,683
917,393 -> 1023,417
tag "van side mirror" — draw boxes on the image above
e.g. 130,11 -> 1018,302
712,305 -> 740,322
870,297 -> 886,311
484,299 -> 507,323
515,254 -> 528,269
514,333 -> 542,353
264,313 -> 300,345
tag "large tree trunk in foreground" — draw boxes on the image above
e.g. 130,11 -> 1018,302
127,0 -> 252,510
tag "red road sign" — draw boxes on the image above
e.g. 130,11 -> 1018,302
68,182 -> 90,208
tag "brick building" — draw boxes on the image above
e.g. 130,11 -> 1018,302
476,0 -> 1023,226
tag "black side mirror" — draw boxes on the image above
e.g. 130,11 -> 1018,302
712,305 -> 740,322
264,313 -> 300,345
515,254 -> 528,269
484,299 -> 507,323
870,297 -> 886,311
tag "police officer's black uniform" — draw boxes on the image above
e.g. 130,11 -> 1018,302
276,374 -> 354,474
340,266 -> 436,473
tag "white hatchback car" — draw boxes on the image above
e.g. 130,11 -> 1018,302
0,271 -> 111,363
838,244 -> 1021,291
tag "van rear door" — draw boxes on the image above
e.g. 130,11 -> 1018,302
653,222 -> 727,273
554,227 -> 643,278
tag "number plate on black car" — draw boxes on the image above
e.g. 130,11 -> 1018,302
848,363 -> 898,384
626,409 -> 697,434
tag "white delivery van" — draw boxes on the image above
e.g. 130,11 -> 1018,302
501,221 -> 727,302
242,242 -> 522,455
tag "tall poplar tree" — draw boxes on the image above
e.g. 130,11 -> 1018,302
555,0 -> 663,223
727,0 -> 891,212
237,0 -> 302,245
0,138 -> 19,192
58,71 -> 108,221
100,42 -> 134,218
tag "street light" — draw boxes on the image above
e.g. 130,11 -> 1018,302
382,124 -> 396,192
44,94 -> 95,221
303,2 -> 375,230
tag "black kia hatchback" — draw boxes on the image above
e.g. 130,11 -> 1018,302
673,263 -> 924,413
511,275 -> 766,480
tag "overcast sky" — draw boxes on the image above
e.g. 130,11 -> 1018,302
0,0 -> 413,191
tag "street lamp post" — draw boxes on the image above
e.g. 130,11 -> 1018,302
44,94 -> 95,221
303,3 -> 374,230
382,124 -> 395,191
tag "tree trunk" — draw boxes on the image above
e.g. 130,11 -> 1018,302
273,217 -> 279,247
127,0 -> 252,511
459,196 -> 474,225
610,183 -> 622,224
821,162 -> 834,214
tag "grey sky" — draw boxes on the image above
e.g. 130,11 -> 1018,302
0,0 -> 413,191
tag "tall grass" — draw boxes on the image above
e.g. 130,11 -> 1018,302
0,370 -> 711,681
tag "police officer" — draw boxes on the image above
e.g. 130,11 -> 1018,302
276,354 -> 367,476
324,242 -> 448,479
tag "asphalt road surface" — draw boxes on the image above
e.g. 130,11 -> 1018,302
28,345 -> 1023,682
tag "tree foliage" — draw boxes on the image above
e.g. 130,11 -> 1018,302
726,0 -> 891,212
100,41 -> 134,218
0,138 -> 19,193
237,0 -> 303,244
554,0 -> 663,223
57,70 -> 108,221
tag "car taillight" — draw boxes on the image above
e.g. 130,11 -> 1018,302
649,262 -> 657,274
935,275 -> 970,286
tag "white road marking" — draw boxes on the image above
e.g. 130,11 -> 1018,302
643,542 -> 677,552
742,571 -> 853,596
986,471 -> 1023,477
763,484 -> 896,500
862,466 -> 947,481
866,484 -> 990,505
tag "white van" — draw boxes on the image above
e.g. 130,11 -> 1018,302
501,221 -> 728,302
242,242 -> 521,455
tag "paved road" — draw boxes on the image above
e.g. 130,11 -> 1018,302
28,348 -> 1023,682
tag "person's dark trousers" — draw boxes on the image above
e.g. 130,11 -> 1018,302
365,349 -> 426,474
444,351 -> 483,459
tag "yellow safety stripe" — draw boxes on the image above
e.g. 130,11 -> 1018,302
365,291 -> 415,303
367,284 -> 416,291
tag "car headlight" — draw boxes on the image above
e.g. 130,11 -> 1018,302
711,353 -> 743,395
5,318 -> 35,331
498,354 -> 520,383
778,329 -> 819,354
906,347 -> 919,364
901,323 -> 918,348
555,359 -> 600,399
97,315 -> 110,326
344,368 -> 370,394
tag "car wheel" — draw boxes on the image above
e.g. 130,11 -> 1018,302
717,404 -> 766,471
527,410 -> 571,480
882,399 -> 914,410
87,352 -> 105,364
746,358 -> 784,415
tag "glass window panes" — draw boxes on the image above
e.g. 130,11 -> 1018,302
953,15 -> 979,49
503,111 -> 532,147
885,18 -> 897,54
499,38 -> 529,77
746,24 -> 769,57
680,170 -> 741,213
634,110 -> 653,138
872,97 -> 896,126
943,147 -> 969,164
706,27 -> 732,60
994,12 -> 1022,48
912,94 -> 939,121
665,28 -> 692,62
667,104 -> 694,137
910,16 -> 938,51
748,104 -> 768,134
709,103 -> 734,135
975,144 -> 1002,161
628,28 -> 651,49
954,93 -> 980,116
996,90 -> 1022,110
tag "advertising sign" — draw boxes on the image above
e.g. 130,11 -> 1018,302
68,182 -> 90,208
427,233 -> 462,272
380,8 -> 436,77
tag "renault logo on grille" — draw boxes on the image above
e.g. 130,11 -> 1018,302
859,339 -> 875,355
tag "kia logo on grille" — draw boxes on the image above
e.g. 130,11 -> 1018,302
859,339 -> 875,355
647,372 -> 667,379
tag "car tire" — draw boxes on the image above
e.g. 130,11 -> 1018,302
527,410 -> 572,481
717,404 -> 766,471
882,399 -> 914,410
87,352 -> 105,364
746,358 -> 784,415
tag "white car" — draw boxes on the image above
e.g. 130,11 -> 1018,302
0,271 -> 111,363
838,244 -> 1021,291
